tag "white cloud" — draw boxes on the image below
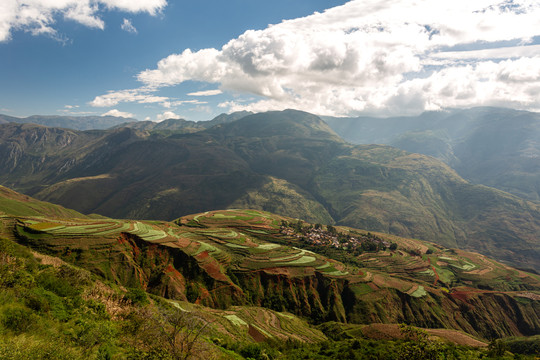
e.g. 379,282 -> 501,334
156,111 -> 181,122
90,87 -> 210,109
131,0 -> 540,116
90,88 -> 170,107
431,44 -> 540,61
121,18 -> 137,34
102,109 -> 135,118
187,89 -> 222,96
0,0 -> 165,42
58,109 -> 96,115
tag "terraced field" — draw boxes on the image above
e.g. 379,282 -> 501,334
6,206 -> 538,342
3,186 -> 540,343
171,300 -> 327,344
18,208 -> 540,300
17,209 -> 353,285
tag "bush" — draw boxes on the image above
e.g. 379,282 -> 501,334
37,269 -> 80,297
124,288 -> 149,306
24,289 -> 51,313
1,304 -> 36,333
0,335 -> 84,360
240,343 -> 278,360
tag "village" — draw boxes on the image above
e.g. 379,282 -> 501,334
280,220 -> 396,254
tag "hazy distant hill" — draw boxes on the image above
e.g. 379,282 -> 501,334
324,107 -> 540,201
0,113 -> 134,130
0,110 -> 539,270
112,110 -> 252,132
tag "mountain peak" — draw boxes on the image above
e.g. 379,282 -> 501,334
207,109 -> 343,141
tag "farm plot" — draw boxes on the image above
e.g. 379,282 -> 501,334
26,219 -> 172,244
28,220 -> 123,236
128,222 -> 168,242
186,209 -> 282,231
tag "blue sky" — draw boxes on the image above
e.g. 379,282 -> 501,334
1,0 -> 540,121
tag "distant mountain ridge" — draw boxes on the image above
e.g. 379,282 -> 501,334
0,113 -> 135,130
112,110 -> 253,132
0,109 -> 539,271
0,110 -> 253,132
323,107 -> 540,202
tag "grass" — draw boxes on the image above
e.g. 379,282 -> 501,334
410,286 -> 427,298
278,255 -> 317,266
225,314 -> 248,327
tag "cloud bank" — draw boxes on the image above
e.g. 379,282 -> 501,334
91,0 -> 540,117
0,0 -> 165,42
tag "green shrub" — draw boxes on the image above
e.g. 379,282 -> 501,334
0,335 -> 84,360
124,288 -> 149,306
0,265 -> 35,288
1,304 -> 36,333
86,299 -> 110,320
23,288 -> 51,313
57,265 -> 91,288
71,318 -> 117,350
37,269 -> 80,297
37,288 -> 69,321
504,336 -> 540,355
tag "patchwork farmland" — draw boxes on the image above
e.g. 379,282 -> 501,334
7,207 -> 540,339
16,209 -> 540,299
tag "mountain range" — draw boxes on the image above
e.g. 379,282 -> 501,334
0,109 -> 539,271
323,107 -> 540,202
0,114 -> 134,131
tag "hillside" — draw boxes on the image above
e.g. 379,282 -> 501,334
2,186 -> 540,358
323,107 -> 540,202
0,110 -> 539,271
1,186 -> 539,341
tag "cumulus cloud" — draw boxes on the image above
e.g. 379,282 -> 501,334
129,0 -> 540,116
121,18 -> 137,34
156,111 -> 181,122
0,0 -> 165,42
102,109 -> 135,118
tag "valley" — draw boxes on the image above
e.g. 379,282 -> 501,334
3,1 -> 540,358
0,110 -> 539,272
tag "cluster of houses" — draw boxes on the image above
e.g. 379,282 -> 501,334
280,221 -> 395,253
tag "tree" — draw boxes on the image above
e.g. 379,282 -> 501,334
487,339 -> 507,358
132,307 -> 211,360
398,324 -> 444,360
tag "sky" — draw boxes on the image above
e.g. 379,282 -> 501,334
1,0 -> 540,122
